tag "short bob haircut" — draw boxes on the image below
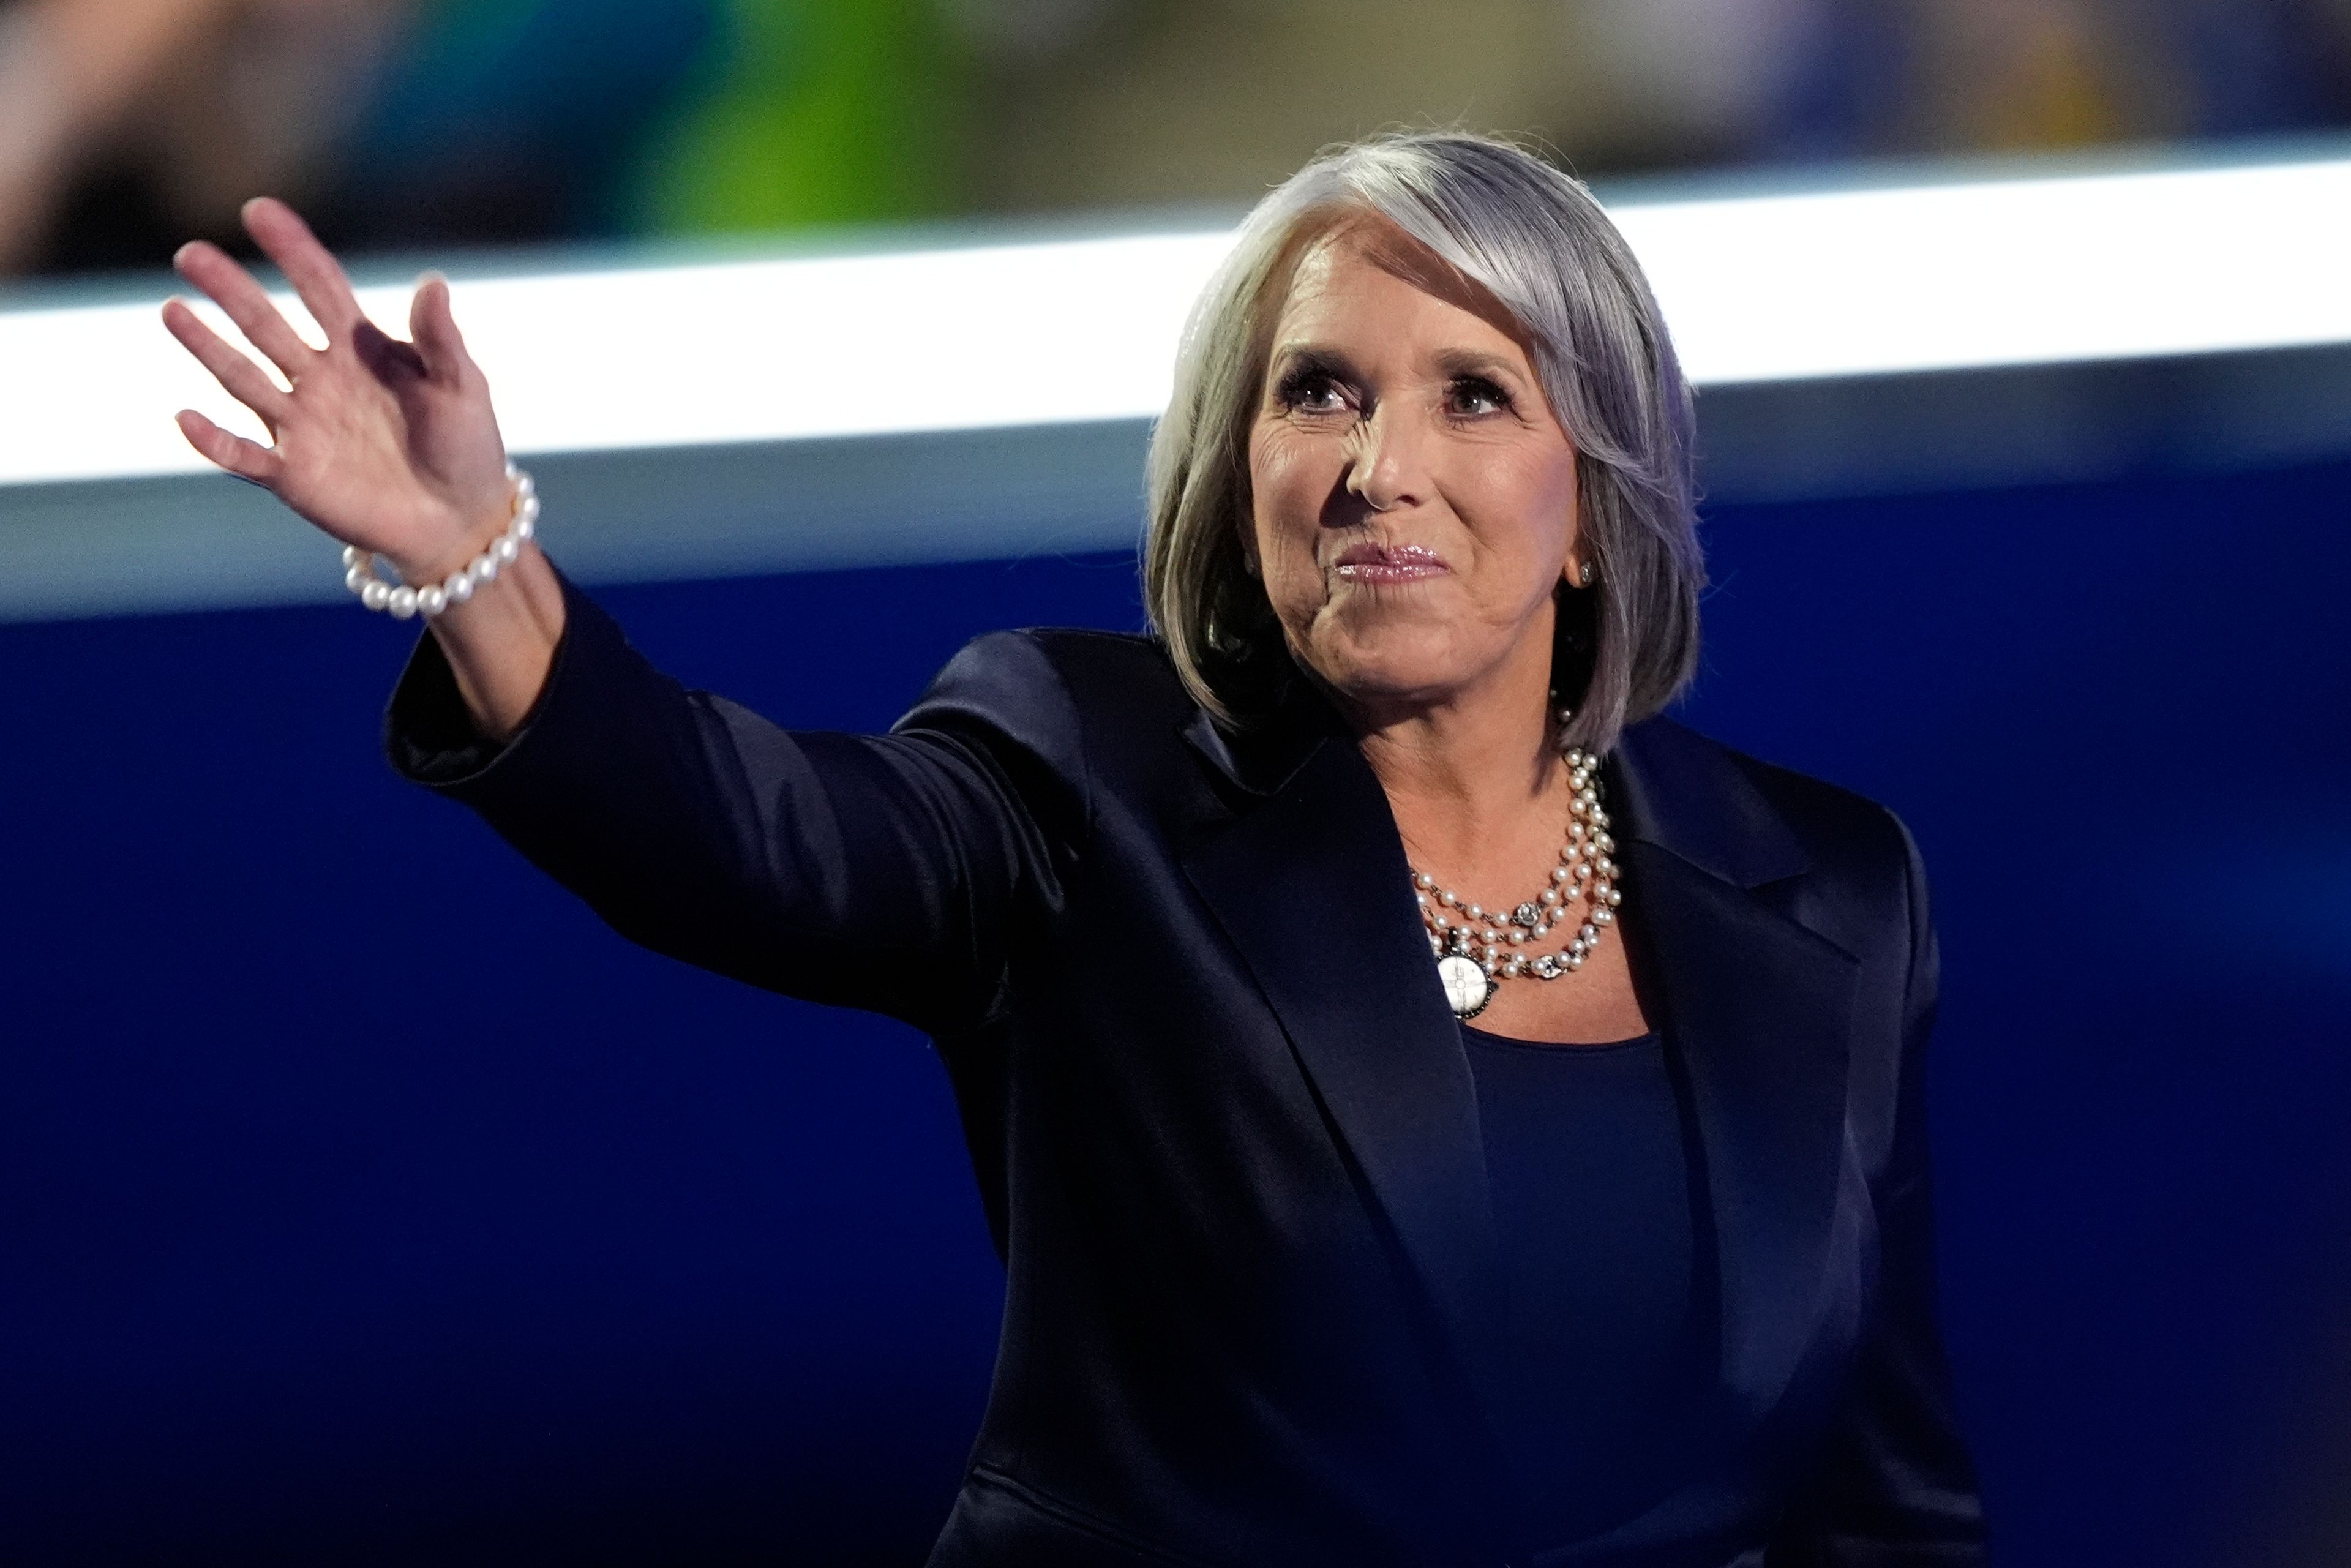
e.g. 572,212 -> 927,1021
1142,129 -> 1704,756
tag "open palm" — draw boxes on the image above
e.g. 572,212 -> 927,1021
162,198 -> 513,582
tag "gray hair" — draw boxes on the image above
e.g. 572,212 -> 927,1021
1141,129 -> 1704,755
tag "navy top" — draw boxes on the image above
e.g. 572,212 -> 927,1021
1459,1024 -> 1712,1553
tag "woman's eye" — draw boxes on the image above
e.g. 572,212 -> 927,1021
1277,370 -> 1346,413
1449,378 -> 1509,416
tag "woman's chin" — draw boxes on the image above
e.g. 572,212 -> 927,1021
1301,629 -> 1480,708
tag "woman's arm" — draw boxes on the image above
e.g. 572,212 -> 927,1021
165,202 -> 1081,1030
386,567 -> 1084,1032
163,197 -> 562,738
1769,817 -> 1988,1566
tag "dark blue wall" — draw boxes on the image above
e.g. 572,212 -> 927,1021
5,460 -> 2347,1566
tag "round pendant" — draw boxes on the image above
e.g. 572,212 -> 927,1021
1435,955 -> 1491,1019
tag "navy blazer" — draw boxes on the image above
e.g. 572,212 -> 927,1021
387,564 -> 1986,1568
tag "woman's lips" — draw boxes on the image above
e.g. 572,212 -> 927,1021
1332,542 -> 1450,583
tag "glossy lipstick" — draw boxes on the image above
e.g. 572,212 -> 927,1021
1332,541 -> 1449,584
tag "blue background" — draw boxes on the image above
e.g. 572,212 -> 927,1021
5,457 -> 2348,1565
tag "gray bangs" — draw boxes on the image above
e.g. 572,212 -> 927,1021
1142,129 -> 1705,756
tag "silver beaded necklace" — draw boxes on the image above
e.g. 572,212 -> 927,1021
1411,706 -> 1622,1021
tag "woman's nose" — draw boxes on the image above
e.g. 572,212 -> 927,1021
1344,410 -> 1427,514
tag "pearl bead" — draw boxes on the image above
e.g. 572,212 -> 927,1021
1606,888 -> 1622,907
387,585 -> 418,619
1441,890 -> 1458,907
516,513 -> 536,542
344,565 -> 370,595
416,585 -> 447,617
360,579 -> 391,611
1539,888 -> 1559,906
1465,904 -> 1483,921
1551,866 -> 1570,883
1567,952 -> 1586,970
472,551 -> 498,582
1507,929 -> 1526,944
1570,799 -> 1588,817
1595,832 -> 1615,852
493,534 -> 520,564
1433,914 -> 1451,931
1592,907 -> 1614,925
444,571 -> 474,604
1416,872 -> 1435,890
1580,923 -> 1598,941
341,544 -> 363,569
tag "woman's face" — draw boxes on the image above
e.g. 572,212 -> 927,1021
1245,223 -> 1581,717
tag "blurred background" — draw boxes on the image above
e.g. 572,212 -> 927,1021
4,2 -> 2351,1566
6,0 -> 2351,276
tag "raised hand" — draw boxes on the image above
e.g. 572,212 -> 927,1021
162,197 -> 564,740
162,197 -> 514,586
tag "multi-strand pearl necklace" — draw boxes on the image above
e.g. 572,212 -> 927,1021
1411,711 -> 1622,1020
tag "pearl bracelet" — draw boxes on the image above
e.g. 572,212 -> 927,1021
341,463 -> 539,620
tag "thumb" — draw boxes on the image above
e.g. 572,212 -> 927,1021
409,271 -> 470,380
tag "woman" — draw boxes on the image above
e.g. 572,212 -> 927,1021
160,132 -> 1985,1567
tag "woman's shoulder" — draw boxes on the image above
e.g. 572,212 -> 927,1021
906,627 -> 1186,721
890,627 -> 1194,774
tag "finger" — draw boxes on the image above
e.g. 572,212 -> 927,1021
173,239 -> 314,376
161,298 -> 291,428
240,197 -> 365,343
408,272 -> 473,383
174,408 -> 285,488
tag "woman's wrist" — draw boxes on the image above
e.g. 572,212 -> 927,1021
349,467 -> 536,619
422,539 -> 565,743
390,472 -> 538,595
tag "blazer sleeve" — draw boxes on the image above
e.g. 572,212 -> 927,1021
382,561 -> 1087,1036
1769,812 -> 1989,1566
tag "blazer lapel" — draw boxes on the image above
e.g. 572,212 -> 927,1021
1610,719 -> 1860,1425
1177,703 -> 1524,1529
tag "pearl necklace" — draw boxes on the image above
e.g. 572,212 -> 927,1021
1411,711 -> 1622,1021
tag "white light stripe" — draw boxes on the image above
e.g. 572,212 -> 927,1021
1619,158 -> 2351,384
4,152 -> 2349,489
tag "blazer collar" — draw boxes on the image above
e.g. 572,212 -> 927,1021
1177,677 -> 1349,803
1608,715 -> 1811,891
1177,700 -> 1860,1470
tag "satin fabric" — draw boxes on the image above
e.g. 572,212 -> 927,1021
386,564 -> 1986,1567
